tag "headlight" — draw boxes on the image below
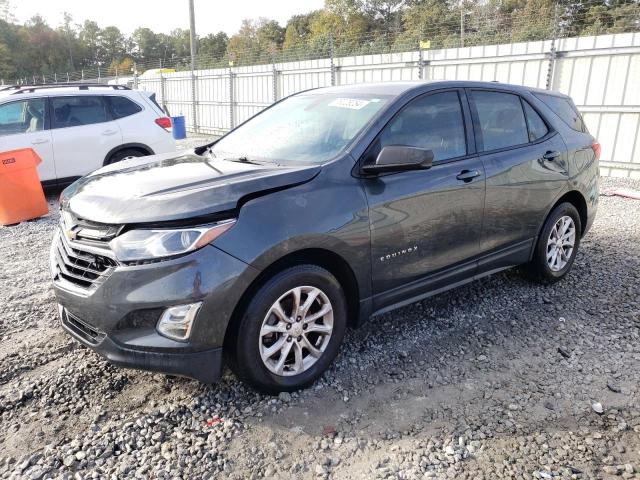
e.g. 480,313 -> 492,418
109,220 -> 235,262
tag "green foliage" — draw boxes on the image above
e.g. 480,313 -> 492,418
1,0 -> 639,82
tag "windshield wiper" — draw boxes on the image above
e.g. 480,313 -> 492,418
224,156 -> 269,165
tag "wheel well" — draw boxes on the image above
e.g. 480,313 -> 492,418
104,144 -> 153,165
224,249 -> 361,348
551,190 -> 588,235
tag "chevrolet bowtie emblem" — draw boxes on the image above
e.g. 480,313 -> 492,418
65,229 -> 77,241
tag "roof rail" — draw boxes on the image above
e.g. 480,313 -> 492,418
11,83 -> 131,95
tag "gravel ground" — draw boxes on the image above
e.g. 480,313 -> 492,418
0,176 -> 639,480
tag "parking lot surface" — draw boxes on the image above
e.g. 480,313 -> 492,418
0,176 -> 639,479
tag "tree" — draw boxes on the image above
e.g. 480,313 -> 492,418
169,28 -> 191,59
79,20 -> 102,65
98,26 -> 125,64
308,0 -> 371,51
362,0 -> 407,30
1,0 -> 640,81
199,31 -> 228,60
256,19 -> 285,52
0,0 -> 13,23
226,19 -> 260,62
58,12 -> 79,71
283,12 -> 318,50
398,0 -> 460,48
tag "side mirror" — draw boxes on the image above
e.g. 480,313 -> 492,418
361,145 -> 434,174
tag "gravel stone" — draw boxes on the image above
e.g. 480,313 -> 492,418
0,176 -> 639,478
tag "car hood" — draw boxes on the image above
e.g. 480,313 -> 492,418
61,150 -> 321,224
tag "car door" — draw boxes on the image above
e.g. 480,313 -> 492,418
467,89 -> 568,270
49,95 -> 123,180
0,97 -> 56,182
361,89 -> 486,309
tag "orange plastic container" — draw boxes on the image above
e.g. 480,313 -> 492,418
0,148 -> 49,226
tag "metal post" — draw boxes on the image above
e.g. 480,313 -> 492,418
115,67 -> 119,84
189,0 -> 197,72
188,0 -> 198,134
133,63 -> 139,89
229,68 -> 235,129
272,63 -> 279,102
191,71 -> 198,133
54,73 -> 57,83
329,33 -> 336,86
546,3 -> 560,90
67,72 -> 70,83
160,73 -> 166,113
81,69 -> 84,80
98,66 -> 101,81
460,0 -> 465,48
418,43 -> 424,80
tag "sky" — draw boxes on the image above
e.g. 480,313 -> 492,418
13,0 -> 326,36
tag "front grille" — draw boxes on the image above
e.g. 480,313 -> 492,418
61,308 -> 106,345
52,229 -> 118,291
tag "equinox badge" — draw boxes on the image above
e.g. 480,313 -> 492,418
380,245 -> 418,262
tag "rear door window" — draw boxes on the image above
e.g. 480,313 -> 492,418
367,91 -> 467,164
523,101 -> 549,141
108,96 -> 142,119
533,92 -> 586,132
471,91 -> 529,152
51,96 -> 109,129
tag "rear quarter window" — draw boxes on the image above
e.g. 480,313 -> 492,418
108,96 -> 143,119
533,92 -> 586,133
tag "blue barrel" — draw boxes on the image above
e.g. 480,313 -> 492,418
171,116 -> 186,140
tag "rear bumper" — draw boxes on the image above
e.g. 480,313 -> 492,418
60,306 -> 223,383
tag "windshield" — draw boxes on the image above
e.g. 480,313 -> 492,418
210,92 -> 390,165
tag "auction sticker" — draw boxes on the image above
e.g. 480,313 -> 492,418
328,98 -> 370,110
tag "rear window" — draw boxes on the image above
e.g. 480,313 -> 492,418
108,96 -> 142,119
51,96 -> 108,128
534,93 -> 586,132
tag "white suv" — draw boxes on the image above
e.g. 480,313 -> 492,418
0,84 -> 176,186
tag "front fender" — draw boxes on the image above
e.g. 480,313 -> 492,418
213,159 -> 372,301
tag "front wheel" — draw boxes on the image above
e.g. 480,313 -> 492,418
526,202 -> 582,284
229,265 -> 347,393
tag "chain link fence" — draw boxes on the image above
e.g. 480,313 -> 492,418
4,2 -> 639,176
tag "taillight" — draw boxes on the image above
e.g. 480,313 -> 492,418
591,140 -> 601,160
155,117 -> 172,130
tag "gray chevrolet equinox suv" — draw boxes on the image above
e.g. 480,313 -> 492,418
51,81 -> 599,393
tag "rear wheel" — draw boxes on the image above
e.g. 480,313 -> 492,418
526,202 -> 581,284
106,148 -> 147,165
229,265 -> 347,393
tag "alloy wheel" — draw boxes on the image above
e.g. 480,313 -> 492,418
259,286 -> 334,376
546,215 -> 576,272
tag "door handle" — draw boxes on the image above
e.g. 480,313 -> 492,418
456,169 -> 480,182
543,151 -> 560,160
31,138 -> 49,145
102,129 -> 118,136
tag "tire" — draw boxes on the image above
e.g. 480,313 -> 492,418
526,202 -> 582,284
229,265 -> 347,393
106,148 -> 147,165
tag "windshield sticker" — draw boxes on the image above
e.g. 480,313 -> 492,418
328,98 -> 371,110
